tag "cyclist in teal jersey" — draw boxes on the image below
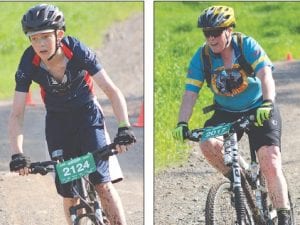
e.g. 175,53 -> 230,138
172,6 -> 291,225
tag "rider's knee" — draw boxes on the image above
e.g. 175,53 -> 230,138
95,182 -> 114,196
96,181 -> 113,192
200,139 -> 222,158
258,145 -> 282,177
63,197 -> 79,206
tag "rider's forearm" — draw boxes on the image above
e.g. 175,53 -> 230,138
178,90 -> 198,123
256,66 -> 276,102
92,69 -> 130,127
109,88 -> 131,127
8,113 -> 24,155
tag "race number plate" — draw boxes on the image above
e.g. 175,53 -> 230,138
201,123 -> 231,141
56,153 -> 96,184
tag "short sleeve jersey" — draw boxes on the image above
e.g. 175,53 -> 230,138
15,36 -> 102,112
186,33 -> 273,112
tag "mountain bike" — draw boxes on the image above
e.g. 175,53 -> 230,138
187,115 -> 296,225
30,143 -> 117,225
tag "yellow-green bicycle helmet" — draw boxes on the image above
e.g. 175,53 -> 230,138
198,6 -> 236,29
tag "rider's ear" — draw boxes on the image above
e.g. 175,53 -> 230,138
226,27 -> 233,35
56,29 -> 65,41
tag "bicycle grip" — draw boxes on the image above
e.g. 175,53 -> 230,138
93,143 -> 118,160
188,129 -> 204,142
30,166 -> 48,175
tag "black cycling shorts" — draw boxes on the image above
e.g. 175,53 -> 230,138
45,100 -> 111,198
204,105 -> 282,153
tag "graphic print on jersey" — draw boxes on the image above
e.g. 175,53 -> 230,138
46,70 -> 73,94
211,64 -> 248,96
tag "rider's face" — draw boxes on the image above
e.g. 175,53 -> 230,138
30,31 -> 57,61
204,28 -> 231,54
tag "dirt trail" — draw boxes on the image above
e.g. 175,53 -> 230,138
155,60 -> 300,224
0,13 -> 143,225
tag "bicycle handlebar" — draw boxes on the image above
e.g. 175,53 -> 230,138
29,161 -> 57,175
29,143 -> 118,175
92,142 -> 117,161
187,114 -> 256,142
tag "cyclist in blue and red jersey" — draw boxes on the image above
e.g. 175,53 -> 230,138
8,4 -> 136,225
172,6 -> 291,225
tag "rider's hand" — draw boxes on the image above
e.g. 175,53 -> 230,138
9,153 -> 31,175
255,100 -> 274,127
114,127 -> 136,153
172,122 -> 189,142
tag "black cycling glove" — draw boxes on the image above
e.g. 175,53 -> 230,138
9,153 -> 31,172
114,127 -> 137,145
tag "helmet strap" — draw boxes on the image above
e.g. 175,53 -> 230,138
224,29 -> 230,48
47,30 -> 60,61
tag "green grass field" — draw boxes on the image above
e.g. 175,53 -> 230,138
0,2 -> 142,99
155,2 -> 300,172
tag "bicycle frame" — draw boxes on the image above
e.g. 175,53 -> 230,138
30,144 -> 117,225
187,115 -> 277,225
69,177 -> 105,225
223,131 -> 266,224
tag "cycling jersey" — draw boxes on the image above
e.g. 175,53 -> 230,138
15,36 -> 101,112
186,33 -> 274,112
14,36 -> 123,195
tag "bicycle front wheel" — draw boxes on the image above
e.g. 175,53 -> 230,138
205,180 -> 255,225
76,214 -> 110,225
76,215 -> 98,225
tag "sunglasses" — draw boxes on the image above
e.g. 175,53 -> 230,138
203,29 -> 225,38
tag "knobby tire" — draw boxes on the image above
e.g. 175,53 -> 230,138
205,180 -> 255,225
75,179 -> 110,225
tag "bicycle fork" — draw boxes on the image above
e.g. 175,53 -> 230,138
224,133 -> 268,225
69,178 -> 105,225
224,133 -> 247,224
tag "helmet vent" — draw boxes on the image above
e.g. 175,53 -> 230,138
48,11 -> 54,19
37,9 -> 45,20
198,5 -> 235,29
55,15 -> 62,22
21,4 -> 65,34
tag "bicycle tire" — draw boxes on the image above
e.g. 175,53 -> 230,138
75,214 -> 111,225
76,214 -> 98,225
72,178 -> 111,225
84,181 -> 111,225
288,191 -> 296,225
205,180 -> 255,225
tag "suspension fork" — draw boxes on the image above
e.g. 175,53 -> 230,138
231,135 -> 244,223
69,178 -> 93,224
231,134 -> 266,224
224,133 -> 242,188
224,133 -> 246,224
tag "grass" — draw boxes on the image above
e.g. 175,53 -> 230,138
0,2 -> 142,99
154,2 -> 300,172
